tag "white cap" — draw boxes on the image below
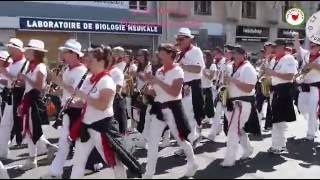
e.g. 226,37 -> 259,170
112,46 -> 125,56
174,27 -> 194,39
24,39 -> 48,52
5,38 -> 24,52
58,39 -> 84,57
0,50 -> 11,63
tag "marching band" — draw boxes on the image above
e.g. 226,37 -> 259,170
0,11 -> 319,178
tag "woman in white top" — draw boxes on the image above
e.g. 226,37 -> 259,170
66,48 -> 143,179
143,43 -> 198,178
18,39 -> 58,170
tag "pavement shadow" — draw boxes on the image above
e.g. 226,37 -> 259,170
249,133 -> 272,142
281,137 -> 320,168
194,140 -> 225,155
7,166 -> 25,179
47,138 -> 59,145
192,151 -> 287,179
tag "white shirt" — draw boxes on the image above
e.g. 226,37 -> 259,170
62,65 -> 87,106
201,64 -> 217,88
229,62 -> 257,98
115,61 -> 127,72
7,58 -> 28,88
136,63 -> 152,91
81,75 -> 116,124
109,67 -> 124,87
153,65 -> 183,103
24,63 -> 47,94
180,46 -> 205,82
271,54 -> 298,86
299,47 -> 320,83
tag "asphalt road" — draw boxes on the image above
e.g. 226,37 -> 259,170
2,111 -> 320,179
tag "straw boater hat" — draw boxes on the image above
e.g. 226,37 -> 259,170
24,39 -> 48,52
174,27 -> 194,39
5,38 -> 25,52
0,50 -> 12,63
112,46 -> 125,56
59,39 -> 84,57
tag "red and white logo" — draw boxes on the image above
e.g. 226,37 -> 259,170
286,8 -> 304,26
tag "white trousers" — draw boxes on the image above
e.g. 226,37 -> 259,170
271,122 -> 288,150
126,97 -> 132,119
50,115 -> 71,176
0,105 -> 13,158
142,105 -> 152,142
224,101 -> 252,163
70,128 -> 126,179
0,160 -> 9,179
145,109 -> 196,177
182,95 -> 198,142
210,101 -> 224,136
298,87 -> 319,137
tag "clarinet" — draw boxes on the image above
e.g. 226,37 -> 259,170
52,70 -> 89,129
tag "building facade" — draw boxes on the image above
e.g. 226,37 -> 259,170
159,1 -> 319,53
0,1 -> 162,64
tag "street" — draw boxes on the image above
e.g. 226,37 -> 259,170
3,111 -> 320,179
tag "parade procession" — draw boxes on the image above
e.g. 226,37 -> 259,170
0,1 -> 320,179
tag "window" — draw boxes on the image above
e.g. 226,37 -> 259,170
282,1 -> 291,22
194,1 -> 212,15
317,4 -> 320,11
129,1 -> 148,11
242,1 -> 256,19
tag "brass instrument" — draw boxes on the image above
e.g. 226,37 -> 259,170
295,64 -> 311,83
122,65 -> 135,97
258,58 -> 272,97
136,82 -> 149,105
42,64 -> 66,103
218,65 -> 229,107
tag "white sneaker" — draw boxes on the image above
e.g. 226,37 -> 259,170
142,174 -> 153,179
184,163 -> 198,177
40,173 -> 62,179
20,159 -> 37,171
159,139 -> 171,148
207,133 -> 216,141
174,149 -> 185,157
220,159 -> 235,167
47,145 -> 59,161
241,146 -> 254,160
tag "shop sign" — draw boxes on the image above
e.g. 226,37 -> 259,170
19,17 -> 162,35
236,26 -> 269,42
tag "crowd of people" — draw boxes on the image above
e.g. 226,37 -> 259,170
0,26 -> 318,179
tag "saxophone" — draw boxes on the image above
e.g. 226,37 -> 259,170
258,58 -> 272,97
218,65 -> 230,107
123,65 -> 135,97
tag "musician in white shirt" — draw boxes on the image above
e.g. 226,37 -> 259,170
221,46 -> 257,167
294,33 -> 320,141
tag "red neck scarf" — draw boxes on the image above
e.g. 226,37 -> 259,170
215,57 -> 223,64
177,45 -> 192,63
12,54 -> 24,64
90,70 -> 110,84
309,53 -> 320,63
232,60 -> 248,75
69,63 -> 83,70
160,63 -> 176,75
28,61 -> 40,73
275,53 -> 286,61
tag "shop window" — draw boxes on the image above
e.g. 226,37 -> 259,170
194,1 -> 212,15
242,1 -> 256,19
129,1 -> 148,11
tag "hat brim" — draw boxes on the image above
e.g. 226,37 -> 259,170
174,34 -> 194,39
5,44 -> 25,52
59,47 -> 84,57
24,47 -> 48,52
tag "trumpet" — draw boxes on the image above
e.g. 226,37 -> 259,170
42,64 -> 66,104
